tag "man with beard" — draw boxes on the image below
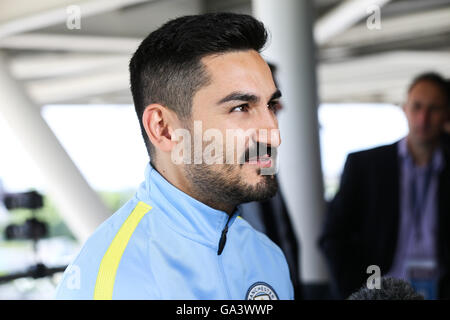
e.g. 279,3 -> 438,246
55,13 -> 293,300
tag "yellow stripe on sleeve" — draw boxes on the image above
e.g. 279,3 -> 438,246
94,201 -> 152,300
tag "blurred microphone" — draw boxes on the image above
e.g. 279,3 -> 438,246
347,277 -> 424,300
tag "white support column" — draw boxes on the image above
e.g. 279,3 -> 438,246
0,52 -> 110,243
253,0 -> 329,289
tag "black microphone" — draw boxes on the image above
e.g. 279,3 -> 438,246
347,277 -> 425,300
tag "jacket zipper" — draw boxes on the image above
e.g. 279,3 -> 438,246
217,213 -> 233,255
217,213 -> 234,298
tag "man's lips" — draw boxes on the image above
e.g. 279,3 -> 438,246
245,155 -> 272,168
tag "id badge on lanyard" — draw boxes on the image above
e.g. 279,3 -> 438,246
406,259 -> 438,300
406,167 -> 437,299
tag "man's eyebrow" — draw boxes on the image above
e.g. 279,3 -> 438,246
217,92 -> 259,105
269,89 -> 282,101
217,89 -> 282,105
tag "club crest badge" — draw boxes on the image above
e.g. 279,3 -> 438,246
246,282 -> 279,300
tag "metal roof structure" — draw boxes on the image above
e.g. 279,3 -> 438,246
1,0 -> 449,106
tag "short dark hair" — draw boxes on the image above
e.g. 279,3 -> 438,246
129,13 -> 268,159
408,72 -> 450,108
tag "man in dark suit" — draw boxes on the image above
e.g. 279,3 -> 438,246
442,79 -> 450,149
320,72 -> 450,299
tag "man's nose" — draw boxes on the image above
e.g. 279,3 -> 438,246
252,108 -> 281,148
417,109 -> 431,126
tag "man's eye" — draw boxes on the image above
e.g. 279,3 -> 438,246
230,104 -> 249,112
412,103 -> 421,111
268,101 -> 280,111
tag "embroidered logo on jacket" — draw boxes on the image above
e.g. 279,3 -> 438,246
246,282 -> 279,300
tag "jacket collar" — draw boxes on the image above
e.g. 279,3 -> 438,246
398,137 -> 444,173
136,163 -> 239,249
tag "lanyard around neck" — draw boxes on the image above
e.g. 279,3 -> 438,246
409,164 -> 433,241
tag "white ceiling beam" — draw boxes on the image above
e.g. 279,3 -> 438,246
0,0 -> 150,39
320,51 -> 450,81
0,0 -> 75,22
326,7 -> 450,47
0,33 -> 141,53
314,0 -> 391,45
25,65 -> 129,105
9,53 -> 130,80
18,50 -> 450,105
318,51 -> 450,103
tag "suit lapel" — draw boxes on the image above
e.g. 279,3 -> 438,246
383,142 -> 401,267
438,149 -> 450,266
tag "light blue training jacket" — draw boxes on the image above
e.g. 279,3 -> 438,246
55,164 -> 294,300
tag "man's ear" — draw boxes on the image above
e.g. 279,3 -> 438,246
402,102 -> 407,114
142,104 -> 178,153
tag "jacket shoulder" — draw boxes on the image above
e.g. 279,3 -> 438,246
55,199 -> 158,299
347,141 -> 398,163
